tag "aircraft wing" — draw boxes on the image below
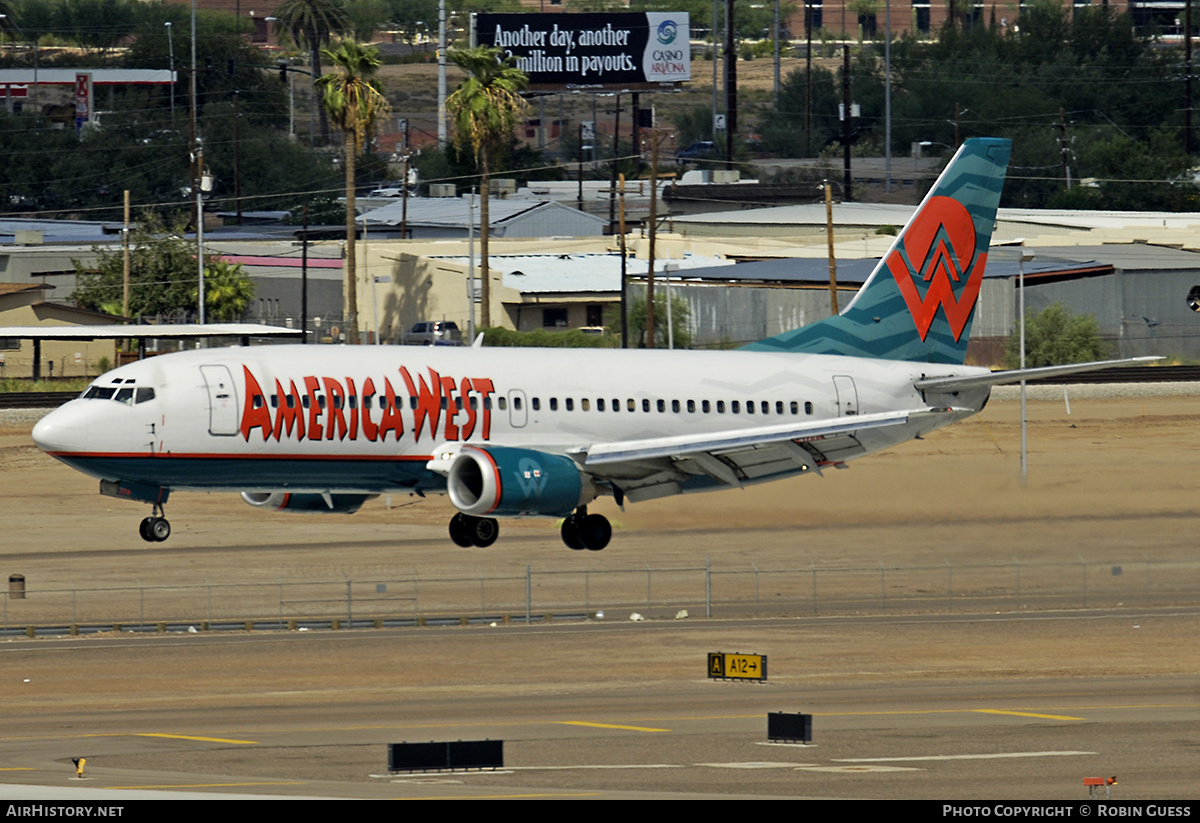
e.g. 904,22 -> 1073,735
581,407 -> 951,501
914,356 -> 1161,392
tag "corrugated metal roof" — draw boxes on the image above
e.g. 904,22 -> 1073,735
361,198 -> 606,229
432,252 -> 733,294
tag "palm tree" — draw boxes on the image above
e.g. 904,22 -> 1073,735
446,46 -> 529,328
317,39 -> 390,346
202,260 -> 257,323
272,0 -> 350,146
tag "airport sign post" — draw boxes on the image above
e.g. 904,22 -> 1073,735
708,652 -> 767,681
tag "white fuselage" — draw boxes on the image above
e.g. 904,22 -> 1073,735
33,344 -> 992,499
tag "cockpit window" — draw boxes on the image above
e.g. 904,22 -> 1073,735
83,383 -> 156,405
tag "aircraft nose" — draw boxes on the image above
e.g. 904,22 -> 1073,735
32,404 -> 88,454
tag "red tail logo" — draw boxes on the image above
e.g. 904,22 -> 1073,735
885,196 -> 986,342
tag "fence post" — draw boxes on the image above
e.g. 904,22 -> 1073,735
525,565 -> 532,624
345,576 -> 352,624
1080,557 -> 1087,608
752,563 -> 759,617
139,581 -> 144,631
811,562 -> 818,613
705,558 -> 712,618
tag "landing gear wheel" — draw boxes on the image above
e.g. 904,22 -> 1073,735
471,516 -> 499,548
561,517 -> 585,550
448,513 -> 474,547
140,516 -> 170,543
579,513 -> 611,551
150,517 -> 171,542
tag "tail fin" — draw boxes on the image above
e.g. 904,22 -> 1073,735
745,137 -> 1011,364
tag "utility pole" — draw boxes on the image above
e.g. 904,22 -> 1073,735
724,0 -> 737,166
646,128 -> 660,349
842,45 -> 851,201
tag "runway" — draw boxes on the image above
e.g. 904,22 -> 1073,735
1,610 -> 1198,799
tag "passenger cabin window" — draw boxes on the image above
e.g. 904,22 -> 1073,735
566,398 -> 574,411
805,401 -> 814,414
717,401 -> 725,413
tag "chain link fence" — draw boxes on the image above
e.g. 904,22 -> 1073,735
5,557 -> 1199,635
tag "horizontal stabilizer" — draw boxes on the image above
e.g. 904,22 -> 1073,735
914,356 -> 1162,392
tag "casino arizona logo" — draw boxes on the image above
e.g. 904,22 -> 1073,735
238,365 -> 497,445
884,195 -> 987,342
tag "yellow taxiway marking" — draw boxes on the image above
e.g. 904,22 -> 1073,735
108,781 -> 304,790
134,733 -> 258,745
556,721 -> 670,733
408,793 -> 603,800
974,709 -> 1085,721
0,767 -> 34,771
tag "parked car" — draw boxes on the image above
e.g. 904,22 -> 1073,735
407,321 -> 463,346
676,141 -> 717,163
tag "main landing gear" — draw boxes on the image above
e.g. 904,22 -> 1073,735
561,507 -> 611,551
449,512 -> 499,548
138,504 -> 171,543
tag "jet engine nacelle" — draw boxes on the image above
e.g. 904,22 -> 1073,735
240,492 -> 376,514
446,445 -> 596,517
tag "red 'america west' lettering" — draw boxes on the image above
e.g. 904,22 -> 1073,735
239,366 -> 495,444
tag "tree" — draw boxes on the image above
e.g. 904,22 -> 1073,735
446,45 -> 529,327
629,293 -> 692,349
1005,303 -> 1109,368
317,39 -> 390,345
200,260 -> 256,322
272,0 -> 351,146
71,220 -> 205,320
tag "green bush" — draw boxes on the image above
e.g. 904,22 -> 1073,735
480,327 -> 618,348
1005,303 -> 1110,368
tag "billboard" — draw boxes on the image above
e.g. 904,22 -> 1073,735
475,12 -> 691,92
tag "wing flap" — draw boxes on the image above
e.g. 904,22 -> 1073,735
584,408 -> 927,466
583,408 -> 955,491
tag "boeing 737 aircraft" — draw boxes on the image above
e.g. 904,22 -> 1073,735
31,138 -> 1150,550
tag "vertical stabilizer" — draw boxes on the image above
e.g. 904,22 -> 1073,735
745,137 -> 1011,363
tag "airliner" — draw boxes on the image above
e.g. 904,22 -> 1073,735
31,138 -> 1151,550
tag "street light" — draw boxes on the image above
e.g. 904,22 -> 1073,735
165,22 -> 175,125
1018,245 -> 1035,483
